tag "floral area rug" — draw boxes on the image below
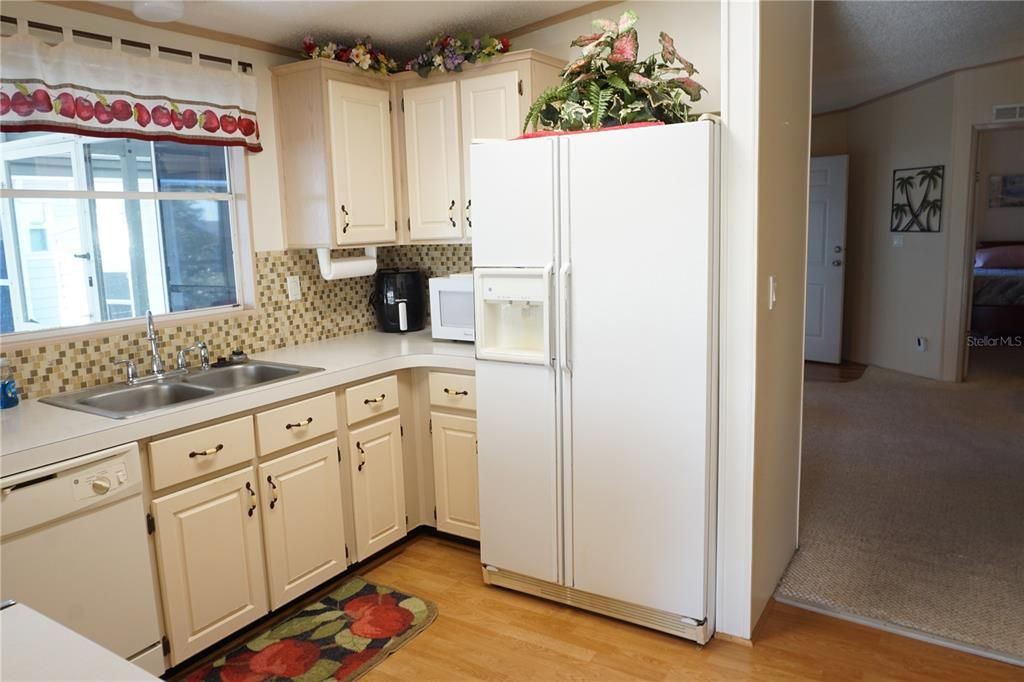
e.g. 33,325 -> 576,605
185,577 -> 436,682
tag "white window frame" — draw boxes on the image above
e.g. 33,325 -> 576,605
0,133 -> 254,343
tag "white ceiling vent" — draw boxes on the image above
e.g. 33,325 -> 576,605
992,104 -> 1024,122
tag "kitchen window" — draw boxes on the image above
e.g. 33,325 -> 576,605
0,131 -> 243,335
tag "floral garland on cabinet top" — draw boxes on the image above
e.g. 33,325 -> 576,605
299,33 -> 510,77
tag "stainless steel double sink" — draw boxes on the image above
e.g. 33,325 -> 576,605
41,360 -> 323,419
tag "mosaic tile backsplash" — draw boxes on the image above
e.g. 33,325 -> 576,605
1,245 -> 472,400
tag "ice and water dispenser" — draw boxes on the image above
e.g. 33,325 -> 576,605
473,267 -> 551,364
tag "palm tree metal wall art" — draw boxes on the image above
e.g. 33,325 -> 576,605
891,165 -> 944,232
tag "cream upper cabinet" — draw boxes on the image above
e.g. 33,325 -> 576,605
459,71 -> 521,239
272,61 -> 396,248
403,81 -> 463,241
151,468 -> 268,665
328,80 -> 397,245
259,439 -> 347,609
349,414 -> 406,560
431,412 -> 480,540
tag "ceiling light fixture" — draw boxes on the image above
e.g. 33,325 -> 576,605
132,1 -> 184,23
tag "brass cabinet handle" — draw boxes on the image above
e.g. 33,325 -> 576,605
363,393 -> 386,405
444,388 -> 469,396
356,441 -> 366,472
448,199 -> 456,227
245,481 -> 256,517
341,204 -> 350,233
285,417 -> 313,430
267,475 -> 278,509
189,443 -> 223,458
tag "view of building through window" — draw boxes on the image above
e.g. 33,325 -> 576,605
0,133 -> 239,334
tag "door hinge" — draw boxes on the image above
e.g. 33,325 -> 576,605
146,513 -> 155,535
389,100 -> 392,112
428,418 -> 432,434
405,514 -> 409,526
400,98 -> 405,112
433,506 -> 437,521
518,79 -> 523,96
406,217 -> 411,232
400,424 -> 404,437
337,446 -> 342,462
161,636 -> 170,656
345,544 -> 350,560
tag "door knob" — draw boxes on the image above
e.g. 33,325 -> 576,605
832,259 -> 843,267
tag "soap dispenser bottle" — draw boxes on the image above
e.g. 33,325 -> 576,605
0,358 -> 19,409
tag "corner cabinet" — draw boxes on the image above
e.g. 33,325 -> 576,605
396,51 -> 563,243
272,60 -> 397,248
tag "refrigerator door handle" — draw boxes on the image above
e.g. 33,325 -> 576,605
559,262 -> 572,373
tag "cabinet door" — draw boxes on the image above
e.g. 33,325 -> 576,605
403,81 -> 463,240
259,439 -> 347,610
459,71 -> 521,239
431,412 -> 479,540
327,80 -> 396,245
349,415 -> 406,560
152,468 -> 268,664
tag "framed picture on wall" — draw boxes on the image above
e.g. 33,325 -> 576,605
890,165 -> 944,232
988,174 -> 1024,208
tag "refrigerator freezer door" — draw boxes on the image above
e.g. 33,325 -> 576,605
565,122 -> 716,619
470,137 -> 557,268
476,360 -> 559,583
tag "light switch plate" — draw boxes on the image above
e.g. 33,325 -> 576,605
286,275 -> 301,301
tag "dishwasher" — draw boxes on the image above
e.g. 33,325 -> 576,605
0,443 -> 164,676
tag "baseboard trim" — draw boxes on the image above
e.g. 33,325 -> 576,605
775,595 -> 1024,668
713,631 -> 753,647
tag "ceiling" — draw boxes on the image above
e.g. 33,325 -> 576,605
96,1 -> 589,59
813,1 -> 1024,113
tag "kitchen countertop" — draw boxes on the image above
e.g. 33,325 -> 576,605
0,603 -> 159,681
0,331 -> 475,478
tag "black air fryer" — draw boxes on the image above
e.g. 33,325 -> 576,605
370,269 -> 426,333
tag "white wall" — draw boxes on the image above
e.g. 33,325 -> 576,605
974,128 -> 1024,242
512,1 -> 721,115
715,0 -> 812,639
810,58 -> 1024,380
4,2 -> 292,252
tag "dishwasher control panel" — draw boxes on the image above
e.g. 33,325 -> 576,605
72,461 -> 129,501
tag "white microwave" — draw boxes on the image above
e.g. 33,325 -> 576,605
429,274 -> 475,342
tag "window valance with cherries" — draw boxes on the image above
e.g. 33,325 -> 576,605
0,24 -> 262,152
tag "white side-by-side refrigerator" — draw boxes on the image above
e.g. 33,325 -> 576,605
471,121 -> 719,643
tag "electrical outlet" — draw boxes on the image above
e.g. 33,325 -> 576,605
286,275 -> 301,301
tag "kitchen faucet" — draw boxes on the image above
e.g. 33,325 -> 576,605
145,310 -> 165,375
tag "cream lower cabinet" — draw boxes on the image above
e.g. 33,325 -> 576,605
430,412 -> 480,540
348,414 -> 406,560
259,439 -> 347,610
152,468 -> 268,665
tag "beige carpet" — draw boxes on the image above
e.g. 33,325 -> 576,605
777,348 -> 1024,664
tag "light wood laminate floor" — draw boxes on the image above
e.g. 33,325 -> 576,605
363,536 -> 1021,681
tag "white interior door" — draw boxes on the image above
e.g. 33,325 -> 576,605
403,81 -> 462,240
459,71 -> 521,238
564,123 -> 715,619
805,155 -> 848,363
327,80 -> 396,245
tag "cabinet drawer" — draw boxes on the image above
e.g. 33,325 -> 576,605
428,372 -> 476,411
345,375 -> 399,425
149,416 -> 255,490
256,393 -> 338,455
